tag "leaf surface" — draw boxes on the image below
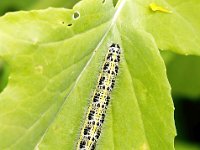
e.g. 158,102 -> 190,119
122,0 -> 200,55
0,0 -> 178,149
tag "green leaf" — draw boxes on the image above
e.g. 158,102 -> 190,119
0,0 -> 175,149
121,0 -> 200,55
162,51 -> 200,99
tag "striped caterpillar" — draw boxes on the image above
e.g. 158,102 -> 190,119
76,43 -> 121,150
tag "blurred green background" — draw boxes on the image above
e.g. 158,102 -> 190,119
0,0 -> 199,149
0,58 -> 9,93
0,0 -> 79,16
162,52 -> 200,150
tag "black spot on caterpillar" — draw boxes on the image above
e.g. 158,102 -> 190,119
77,43 -> 121,150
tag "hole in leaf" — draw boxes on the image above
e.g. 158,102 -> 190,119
73,11 -> 80,19
67,23 -> 73,27
0,59 -> 9,93
113,0 -> 118,7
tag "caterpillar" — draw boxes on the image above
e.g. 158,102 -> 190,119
76,43 -> 121,150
